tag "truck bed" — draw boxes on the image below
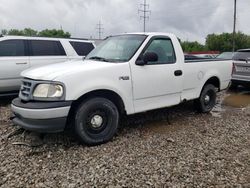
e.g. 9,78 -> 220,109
185,58 -> 230,63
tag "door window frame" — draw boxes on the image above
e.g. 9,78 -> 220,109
27,39 -> 66,56
0,39 -> 29,57
136,36 -> 177,65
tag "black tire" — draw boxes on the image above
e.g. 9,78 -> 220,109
74,97 -> 119,146
195,84 -> 217,113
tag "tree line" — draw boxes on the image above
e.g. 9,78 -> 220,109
1,28 -> 250,52
1,28 -> 71,38
180,32 -> 250,53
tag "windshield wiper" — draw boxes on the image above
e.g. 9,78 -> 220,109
89,56 -> 109,62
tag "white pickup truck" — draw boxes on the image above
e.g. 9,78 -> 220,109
11,33 -> 232,145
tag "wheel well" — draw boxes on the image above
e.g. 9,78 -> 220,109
203,76 -> 220,91
69,89 -> 126,119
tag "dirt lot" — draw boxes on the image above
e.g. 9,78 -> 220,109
0,89 -> 250,187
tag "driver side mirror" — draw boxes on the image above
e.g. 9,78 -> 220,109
136,52 -> 158,66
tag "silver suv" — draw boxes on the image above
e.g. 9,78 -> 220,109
0,36 -> 95,96
231,49 -> 250,88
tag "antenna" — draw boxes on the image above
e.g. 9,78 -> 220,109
138,0 -> 151,32
232,0 -> 237,52
96,21 -> 104,39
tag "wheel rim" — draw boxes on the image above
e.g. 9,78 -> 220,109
85,110 -> 108,134
203,90 -> 215,109
204,94 -> 211,105
90,115 -> 103,128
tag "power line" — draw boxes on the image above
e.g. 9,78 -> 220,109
138,0 -> 151,32
96,21 -> 104,39
232,0 -> 237,52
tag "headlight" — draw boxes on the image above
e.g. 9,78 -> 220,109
33,84 -> 64,99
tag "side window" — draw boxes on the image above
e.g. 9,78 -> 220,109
69,41 -> 94,56
0,40 -> 25,56
30,40 -> 66,56
144,38 -> 176,64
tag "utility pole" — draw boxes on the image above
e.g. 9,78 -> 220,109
96,21 -> 104,40
233,0 -> 237,52
138,0 -> 151,32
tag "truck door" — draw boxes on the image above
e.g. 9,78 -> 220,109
131,37 -> 183,113
0,39 -> 30,93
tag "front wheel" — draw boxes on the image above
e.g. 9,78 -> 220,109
74,97 -> 119,146
195,84 -> 217,113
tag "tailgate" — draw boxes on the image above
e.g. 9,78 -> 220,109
233,61 -> 250,79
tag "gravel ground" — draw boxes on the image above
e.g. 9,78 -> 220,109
0,90 -> 250,187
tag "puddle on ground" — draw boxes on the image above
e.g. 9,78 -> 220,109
138,90 -> 250,134
144,121 -> 171,134
223,92 -> 250,108
142,120 -> 188,135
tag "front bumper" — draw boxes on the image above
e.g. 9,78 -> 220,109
11,98 -> 72,133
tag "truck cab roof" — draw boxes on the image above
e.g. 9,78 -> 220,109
108,32 -> 176,38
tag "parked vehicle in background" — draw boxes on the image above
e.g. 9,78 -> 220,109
216,52 -> 234,59
195,54 -> 217,59
184,54 -> 200,60
11,32 -> 232,145
184,54 -> 209,61
231,49 -> 250,88
188,51 -> 219,59
0,35 -> 95,96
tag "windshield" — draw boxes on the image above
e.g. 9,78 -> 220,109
217,52 -> 234,59
86,34 -> 147,62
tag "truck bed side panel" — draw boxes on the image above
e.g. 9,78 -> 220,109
182,60 -> 232,101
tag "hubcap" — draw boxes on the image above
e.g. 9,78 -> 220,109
90,115 -> 103,128
204,94 -> 210,104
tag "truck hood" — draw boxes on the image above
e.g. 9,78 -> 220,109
21,60 -> 117,80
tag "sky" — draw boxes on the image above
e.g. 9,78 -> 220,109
0,0 -> 249,44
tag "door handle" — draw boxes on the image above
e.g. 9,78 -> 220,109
174,70 -> 183,76
16,62 -> 28,65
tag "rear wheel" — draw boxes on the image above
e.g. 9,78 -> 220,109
195,84 -> 217,113
74,97 -> 119,146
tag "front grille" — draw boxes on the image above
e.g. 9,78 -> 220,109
19,79 -> 35,101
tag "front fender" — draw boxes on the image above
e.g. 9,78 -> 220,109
60,78 -> 134,114
74,86 -> 134,114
